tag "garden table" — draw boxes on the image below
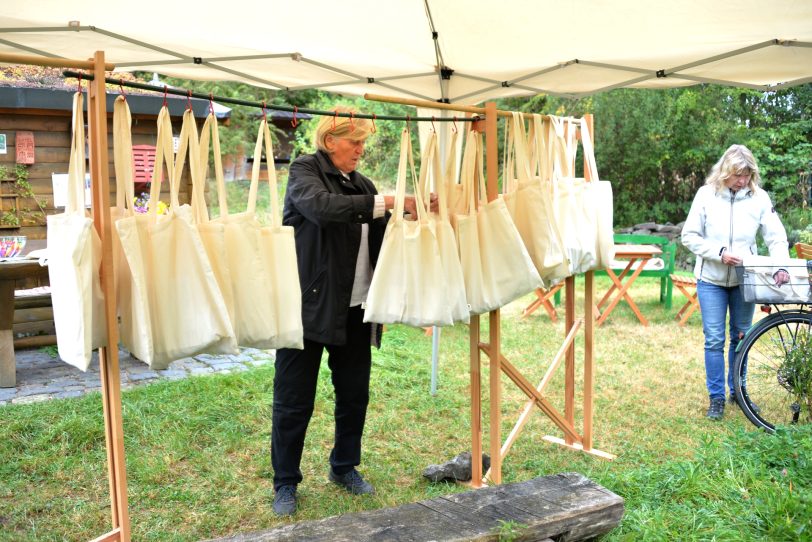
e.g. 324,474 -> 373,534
595,244 -> 662,326
0,257 -> 49,387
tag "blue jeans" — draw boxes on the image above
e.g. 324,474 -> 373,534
696,280 -> 755,400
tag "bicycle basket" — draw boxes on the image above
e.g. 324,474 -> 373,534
736,256 -> 812,304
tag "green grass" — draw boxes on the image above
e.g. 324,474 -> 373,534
1,277 -> 810,541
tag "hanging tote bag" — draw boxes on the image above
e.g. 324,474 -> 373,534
249,117 -> 303,349
452,130 -> 542,314
193,113 -> 280,348
578,117 -> 616,269
365,127 -> 454,327
548,116 -> 598,275
419,129 -> 469,323
112,95 -> 153,361
115,106 -> 237,369
46,91 -> 107,370
502,112 -> 568,284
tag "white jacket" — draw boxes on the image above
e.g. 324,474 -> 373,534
681,184 -> 788,286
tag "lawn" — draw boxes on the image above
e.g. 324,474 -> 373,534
1,276 -> 809,541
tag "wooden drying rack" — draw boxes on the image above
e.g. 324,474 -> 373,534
366,94 -> 615,487
0,49 -> 612,541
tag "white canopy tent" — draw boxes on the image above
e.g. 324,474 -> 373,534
1,0 -> 811,103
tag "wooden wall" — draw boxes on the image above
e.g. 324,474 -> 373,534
0,108 -> 193,240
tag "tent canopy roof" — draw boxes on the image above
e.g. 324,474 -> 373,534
1,1 -> 811,104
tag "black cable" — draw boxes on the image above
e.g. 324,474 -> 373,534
62,70 -> 478,122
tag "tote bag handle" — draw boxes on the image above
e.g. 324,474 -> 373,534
393,127 -> 428,224
66,91 -> 87,216
112,95 -> 135,214
147,107 -> 176,222
197,113 -> 229,222
172,110 -> 206,225
417,130 -> 452,223
248,117 -> 282,226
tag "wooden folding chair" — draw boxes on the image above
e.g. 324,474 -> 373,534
671,274 -> 700,326
796,242 -> 812,260
521,282 -> 565,322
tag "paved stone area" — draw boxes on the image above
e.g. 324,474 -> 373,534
0,347 -> 275,406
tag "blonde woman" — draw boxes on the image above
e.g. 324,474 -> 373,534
271,107 -> 434,515
682,144 -> 789,421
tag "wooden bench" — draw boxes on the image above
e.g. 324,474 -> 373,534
205,472 -> 624,542
671,274 -> 700,326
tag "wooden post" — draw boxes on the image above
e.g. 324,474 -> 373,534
87,51 -> 130,541
582,114 -> 595,451
484,102 -> 502,484
469,315 -> 482,488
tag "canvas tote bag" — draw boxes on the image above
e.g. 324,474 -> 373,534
418,129 -> 469,323
365,127 -> 454,327
115,106 -> 237,369
502,112 -> 568,283
548,116 -> 598,275
46,90 -> 107,370
452,130 -> 541,314
112,95 -> 154,362
578,117 -> 616,269
247,117 -> 303,348
193,113 -> 284,348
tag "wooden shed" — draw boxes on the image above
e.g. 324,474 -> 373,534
0,85 -> 213,240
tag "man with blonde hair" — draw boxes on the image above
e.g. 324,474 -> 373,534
271,107 -> 431,515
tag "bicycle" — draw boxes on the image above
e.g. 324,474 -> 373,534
732,260 -> 812,432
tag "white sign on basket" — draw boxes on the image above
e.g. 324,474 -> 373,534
51,172 -> 92,208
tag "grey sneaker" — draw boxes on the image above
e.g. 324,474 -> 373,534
328,468 -> 375,495
707,398 -> 725,421
273,485 -> 297,516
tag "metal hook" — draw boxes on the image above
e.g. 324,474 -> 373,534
186,89 -> 193,111
262,101 -> 268,124
349,112 -> 356,133
118,79 -> 127,99
371,113 -> 377,133
431,116 -> 436,133
209,92 -> 215,116
291,106 -> 298,128
452,116 -> 458,133
331,110 -> 338,132
162,86 -> 168,108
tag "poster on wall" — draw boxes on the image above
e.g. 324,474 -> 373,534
16,131 -> 35,164
0,134 -> 6,154
52,172 -> 92,208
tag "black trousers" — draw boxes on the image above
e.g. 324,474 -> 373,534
271,306 -> 372,490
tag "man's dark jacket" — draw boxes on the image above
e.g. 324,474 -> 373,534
283,150 -> 388,345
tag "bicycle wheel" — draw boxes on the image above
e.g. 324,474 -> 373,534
733,310 -> 812,432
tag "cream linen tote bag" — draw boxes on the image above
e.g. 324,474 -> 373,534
46,91 -> 107,370
502,112 -> 568,284
548,116 -> 598,275
365,127 -> 454,327
418,129 -> 469,323
452,130 -> 541,314
578,117 -> 615,269
250,117 -> 303,349
112,95 -> 153,363
115,106 -> 237,369
194,113 -> 294,348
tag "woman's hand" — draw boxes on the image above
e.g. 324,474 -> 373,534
773,269 -> 790,286
721,251 -> 742,266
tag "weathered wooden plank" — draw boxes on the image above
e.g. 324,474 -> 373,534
12,306 -> 52,323
205,473 -> 623,542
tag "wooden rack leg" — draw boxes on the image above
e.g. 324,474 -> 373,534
88,50 -> 130,541
488,309 -> 501,485
583,271 -> 594,450
469,315 -> 483,488
564,275 -> 575,445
